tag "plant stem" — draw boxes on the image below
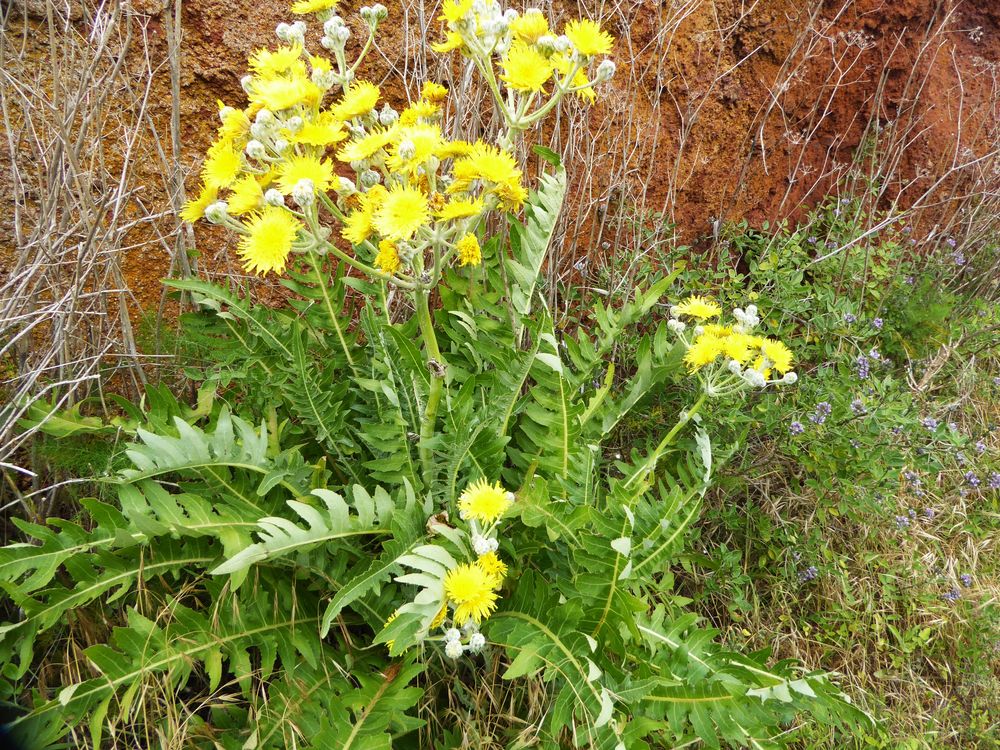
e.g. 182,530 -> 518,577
415,288 -> 445,486
624,391 -> 708,489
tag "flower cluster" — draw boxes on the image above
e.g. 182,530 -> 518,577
667,297 -> 797,397
433,1 -> 616,131
181,0 -> 614,283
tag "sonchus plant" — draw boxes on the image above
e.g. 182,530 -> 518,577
1,2 -> 871,748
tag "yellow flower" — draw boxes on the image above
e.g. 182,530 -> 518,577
421,81 -> 448,103
476,551 -> 508,586
451,142 -> 523,194
398,100 -> 440,126
431,31 -> 464,53
216,102 -> 251,141
291,0 -> 337,14
435,197 -> 484,221
438,0 -> 472,24
759,338 -> 793,374
494,180 -> 528,212
444,563 -> 498,626
456,234 -> 481,267
341,185 -> 387,245
721,332 -> 755,364
249,76 -> 320,111
374,239 -> 402,274
309,54 -> 332,74
510,9 -> 549,43
276,154 -> 336,194
180,183 -> 218,223
249,45 -> 304,78
332,81 -> 380,121
387,124 -> 444,174
500,43 -> 553,92
553,55 -> 595,103
294,111 -> 347,146
226,175 -> 264,215
684,334 -> 724,371
201,143 -> 242,189
373,184 -> 430,241
237,206 -> 302,276
430,603 -> 448,629
674,295 -> 722,319
383,609 -> 399,651
702,324 -> 732,338
564,18 -> 614,56
458,478 -> 512,524
435,139 -> 475,159
337,127 -> 396,162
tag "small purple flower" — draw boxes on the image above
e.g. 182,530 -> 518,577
856,355 -> 871,380
850,439 -> 860,448
956,452 -> 967,466
892,426 -> 903,435
945,237 -> 957,248
827,241 -> 837,249
942,588 -> 961,603
947,422 -> 958,432
922,417 -> 939,431
895,515 -> 911,530
872,317 -> 883,330
960,573 -> 972,588
807,236 -> 817,244
833,208 -> 842,217
869,347 -> 881,360
840,198 -> 851,205
809,402 -> 833,425
975,440 -> 986,454
959,488 -> 969,498
789,420 -> 805,435
964,471 -> 981,488
994,376 -> 1000,387
851,398 -> 866,415
989,472 -> 1000,490
903,225 -> 912,234
904,470 -> 921,486
923,507 -> 936,519
914,488 -> 925,498
952,251 -> 966,266
909,238 -> 917,245
905,275 -> 915,285
798,565 -> 819,583
844,312 -> 857,324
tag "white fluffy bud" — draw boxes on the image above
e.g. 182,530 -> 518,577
246,140 -> 266,159
667,319 -> 686,334
292,179 -> 315,207
240,75 -> 253,93
397,139 -> 416,161
285,116 -> 304,133
264,189 -> 285,207
360,169 -> 381,187
468,633 -> 486,652
596,59 -> 616,82
444,639 -> 464,659
444,628 -> 461,643
337,176 -> 357,195
205,201 -> 229,224
782,372 -> 798,384
472,534 -> 493,556
727,359 -> 742,375
379,104 -> 399,126
273,138 -> 289,153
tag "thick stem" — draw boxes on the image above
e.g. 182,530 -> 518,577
624,392 -> 708,489
416,289 -> 445,485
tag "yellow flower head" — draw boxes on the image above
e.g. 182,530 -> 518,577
383,609 -> 399,651
249,75 -> 320,112
456,234 -> 481,267
309,54 -> 332,74
201,143 -> 242,189
421,81 -> 449,103
276,154 -> 336,194
759,338 -> 793,374
451,142 -> 523,193
435,196 -> 484,221
444,563 -> 498,626
337,127 -> 396,162
674,295 -> 722,319
294,111 -> 347,146
387,124 -> 444,174
476,551 -> 508,586
564,18 -> 614,56
250,45 -> 304,78
374,239 -> 402,275
430,603 -> 448,629
341,185 -> 387,245
291,0 -> 337,14
684,334 -> 724,371
398,100 -> 440,126
180,183 -> 219,223
227,175 -> 265,215
432,31 -> 465,53
217,102 -> 251,142
439,0 -> 472,24
510,9 -> 549,43
435,139 -> 475,159
458,478 -> 512,524
721,332 -> 757,364
553,54 -> 595,102
332,81 -> 380,121
238,206 -> 302,276
500,43 -> 554,92
373,184 -> 430,241
494,180 -> 528,211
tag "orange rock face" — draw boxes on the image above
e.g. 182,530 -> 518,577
3,0 -> 999,313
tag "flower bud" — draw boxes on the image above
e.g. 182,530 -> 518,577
205,201 -> 229,224
468,633 -> 486,652
336,176 -> 357,194
292,178 -> 315,207
397,139 -> 416,161
360,169 -> 381,187
264,189 -> 285,207
782,372 -> 798,384
472,534 -> 493,556
444,639 -> 464,659
246,140 -> 266,159
255,109 -> 276,126
727,359 -> 742,375
554,35 -> 572,54
372,3 -> 387,19
240,75 -> 254,93
218,106 -> 236,122
444,627 -> 461,642
378,104 -> 399,126
596,59 -> 616,82
273,138 -> 289,153
285,116 -> 304,133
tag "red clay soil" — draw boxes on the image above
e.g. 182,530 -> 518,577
2,0 -> 998,315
